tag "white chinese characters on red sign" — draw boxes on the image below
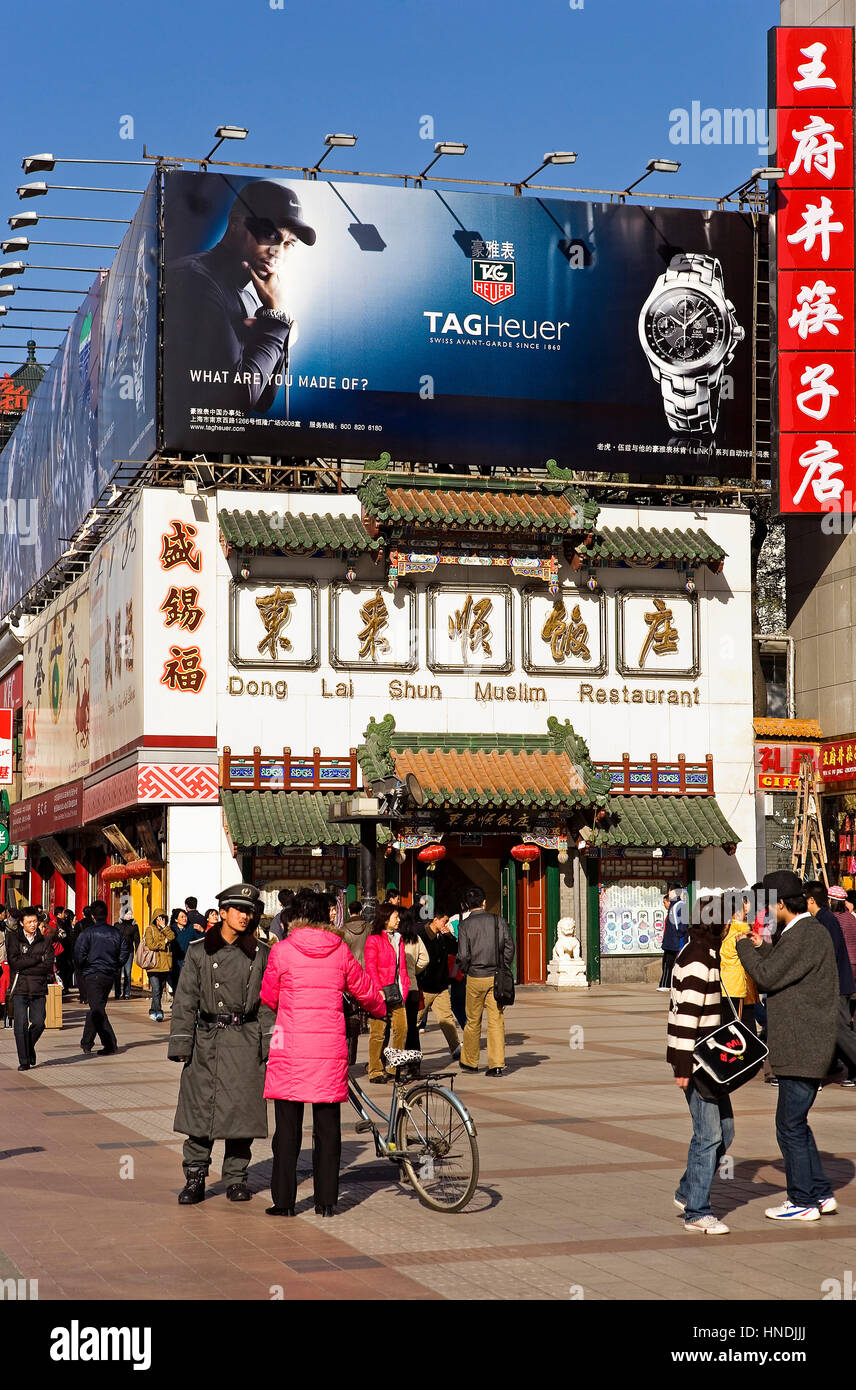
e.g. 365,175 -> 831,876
0,708 -> 12,785
774,28 -> 856,516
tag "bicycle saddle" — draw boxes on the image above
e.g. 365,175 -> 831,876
384,1048 -> 422,1066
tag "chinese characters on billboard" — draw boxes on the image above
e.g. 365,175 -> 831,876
772,27 -> 856,515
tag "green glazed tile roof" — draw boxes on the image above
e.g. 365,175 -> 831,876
575,526 -> 726,568
358,454 -> 599,533
359,715 -> 610,809
219,509 -> 379,554
222,790 -> 389,849
596,795 -> 739,849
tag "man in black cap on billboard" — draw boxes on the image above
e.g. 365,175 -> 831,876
167,179 -> 316,416
168,882 -> 276,1204
736,871 -> 839,1223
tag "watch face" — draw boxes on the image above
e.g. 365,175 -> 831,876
643,289 -> 725,366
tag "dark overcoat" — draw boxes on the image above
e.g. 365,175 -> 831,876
168,925 -> 275,1139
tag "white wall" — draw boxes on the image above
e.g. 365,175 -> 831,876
166,803 -> 241,910
212,492 -> 757,884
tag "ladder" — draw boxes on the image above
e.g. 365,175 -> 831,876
792,755 -> 828,886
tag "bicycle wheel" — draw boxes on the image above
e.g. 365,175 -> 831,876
395,1082 -> 479,1212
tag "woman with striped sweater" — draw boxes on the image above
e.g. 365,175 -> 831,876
667,895 -> 733,1235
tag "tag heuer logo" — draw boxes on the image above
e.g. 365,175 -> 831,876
472,258 -> 515,304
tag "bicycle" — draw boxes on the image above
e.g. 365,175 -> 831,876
347,1047 -> 479,1212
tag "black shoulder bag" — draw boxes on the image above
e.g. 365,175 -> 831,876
692,982 -> 768,1098
492,914 -> 515,1009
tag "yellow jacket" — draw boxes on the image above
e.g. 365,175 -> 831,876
719,919 -> 759,1003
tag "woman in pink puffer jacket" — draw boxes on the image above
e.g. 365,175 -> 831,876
260,891 -> 385,1219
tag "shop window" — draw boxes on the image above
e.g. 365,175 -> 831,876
755,638 -> 792,719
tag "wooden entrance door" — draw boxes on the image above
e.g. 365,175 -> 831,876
517,857 -> 546,983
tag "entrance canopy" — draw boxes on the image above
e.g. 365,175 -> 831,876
358,714 -> 611,822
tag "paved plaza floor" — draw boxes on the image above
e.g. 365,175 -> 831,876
2,983 -> 855,1302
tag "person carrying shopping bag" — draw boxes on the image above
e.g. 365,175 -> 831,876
363,901 -> 409,1083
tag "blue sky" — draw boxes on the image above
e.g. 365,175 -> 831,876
1,0 -> 779,367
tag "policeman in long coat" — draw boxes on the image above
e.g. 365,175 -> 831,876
168,883 -> 276,1203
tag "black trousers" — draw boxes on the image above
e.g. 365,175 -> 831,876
659,951 -> 678,989
13,994 -> 46,1066
271,1099 -> 341,1209
835,995 -> 856,1077
80,973 -> 118,1052
404,988 -> 421,1050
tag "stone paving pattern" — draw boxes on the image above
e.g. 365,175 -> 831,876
2,984 -> 854,1301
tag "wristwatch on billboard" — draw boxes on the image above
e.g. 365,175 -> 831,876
638,253 -> 744,435
255,307 -> 293,328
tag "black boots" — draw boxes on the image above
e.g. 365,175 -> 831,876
178,1169 -> 206,1205
266,1206 -> 296,1217
314,1204 -> 335,1218
226,1182 -> 252,1202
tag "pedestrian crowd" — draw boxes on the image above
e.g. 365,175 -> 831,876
668,868 -> 856,1235
1,880 -> 514,1217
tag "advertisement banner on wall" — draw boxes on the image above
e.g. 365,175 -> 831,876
162,171 -> 759,474
99,183 -> 158,483
0,278 -> 102,619
21,573 -> 90,796
89,501 -> 143,771
0,178 -> 159,618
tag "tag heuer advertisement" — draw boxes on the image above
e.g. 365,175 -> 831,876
162,170 -> 759,473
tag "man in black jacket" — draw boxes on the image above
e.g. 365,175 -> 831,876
74,902 -> 131,1055
165,180 -> 316,423
805,881 -> 856,1082
114,915 -> 141,999
417,908 -> 461,1060
457,888 -> 515,1077
6,907 -> 54,1070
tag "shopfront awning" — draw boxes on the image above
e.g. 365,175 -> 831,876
596,794 -> 739,850
221,790 -> 390,850
218,510 -> 380,555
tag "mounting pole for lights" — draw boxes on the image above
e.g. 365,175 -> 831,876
201,126 -> 249,167
8,212 -> 130,229
16,183 -> 145,199
21,154 -> 155,174
413,141 -> 468,188
622,158 -> 681,201
513,151 -> 577,196
309,133 -> 358,179
717,166 -> 784,210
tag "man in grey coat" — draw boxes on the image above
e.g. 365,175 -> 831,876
737,870 -> 839,1223
168,883 -> 276,1205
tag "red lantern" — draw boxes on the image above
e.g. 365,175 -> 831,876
125,859 -> 153,879
102,864 -> 128,884
510,844 -> 540,872
417,844 -> 446,872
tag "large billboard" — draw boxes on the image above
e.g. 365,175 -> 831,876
162,170 -> 760,473
0,178 -> 158,618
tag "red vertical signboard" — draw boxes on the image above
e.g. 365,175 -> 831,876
772,28 -> 856,515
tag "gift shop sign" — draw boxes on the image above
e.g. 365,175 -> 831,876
756,741 -> 818,791
771,27 -> 856,515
